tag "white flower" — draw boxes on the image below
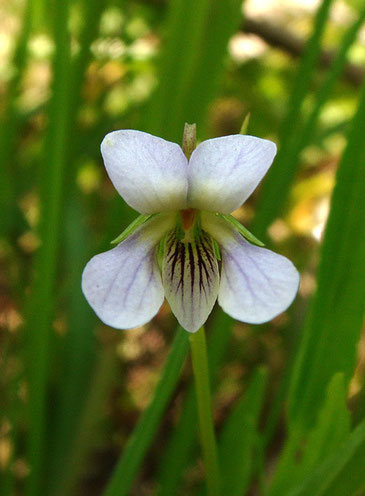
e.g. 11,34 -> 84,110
82,130 -> 299,333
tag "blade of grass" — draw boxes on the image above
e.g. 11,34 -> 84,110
102,327 -> 189,496
292,5 -> 365,160
288,418 -> 365,496
25,1 -> 73,494
255,4 -> 365,240
288,78 -> 365,429
45,1 -> 107,491
156,312 -> 233,496
146,0 -> 243,142
53,345 -> 118,496
252,0 -> 334,239
0,0 -> 33,239
46,197 -> 97,494
219,368 -> 267,496
269,373 -> 350,495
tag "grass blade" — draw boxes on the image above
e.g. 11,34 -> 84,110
289,419 -> 365,496
219,368 -> 267,496
44,1 -> 107,490
253,0 -> 334,238
0,0 -> 33,239
288,78 -> 365,429
146,0 -> 243,142
25,1 -> 72,493
102,328 -> 189,496
269,373 -> 350,495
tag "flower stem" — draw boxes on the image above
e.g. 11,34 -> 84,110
189,326 -> 221,496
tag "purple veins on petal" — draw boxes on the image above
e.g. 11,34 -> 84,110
162,230 -> 220,333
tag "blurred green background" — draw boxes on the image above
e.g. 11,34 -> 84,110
1,0 -> 365,495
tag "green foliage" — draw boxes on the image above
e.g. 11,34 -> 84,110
219,368 -> 267,496
26,1 -> 73,494
102,329 -> 189,496
1,0 -> 365,495
289,418 -> 365,496
269,373 -> 351,495
145,0 -> 243,141
288,77 -> 365,429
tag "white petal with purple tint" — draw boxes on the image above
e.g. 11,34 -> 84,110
202,212 -> 299,323
101,130 -> 188,214
187,135 -> 277,214
82,213 -> 175,329
162,230 -> 220,333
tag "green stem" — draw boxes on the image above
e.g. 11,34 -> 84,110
189,326 -> 220,496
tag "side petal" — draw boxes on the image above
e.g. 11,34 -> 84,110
101,130 -> 188,214
162,230 -> 220,333
188,135 -> 276,213
82,213 -> 175,329
202,212 -> 299,324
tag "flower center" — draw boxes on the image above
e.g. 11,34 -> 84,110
180,208 -> 197,231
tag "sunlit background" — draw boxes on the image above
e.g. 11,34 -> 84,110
1,0 -> 365,495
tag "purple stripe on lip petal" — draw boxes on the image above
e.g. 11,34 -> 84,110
162,229 -> 220,333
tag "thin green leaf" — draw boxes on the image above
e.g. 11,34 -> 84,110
146,0 -> 243,142
269,373 -> 350,495
102,328 -> 189,496
219,368 -> 268,496
53,347 -> 118,496
288,78 -> 365,429
288,419 -> 365,496
110,214 -> 154,245
0,0 -> 34,239
25,2 -> 73,494
253,0 -> 334,238
254,3 -> 365,239
46,1 -> 107,491
220,214 -> 265,247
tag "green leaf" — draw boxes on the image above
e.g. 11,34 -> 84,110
252,0 -> 335,238
0,0 -> 34,240
269,373 -> 350,496
220,214 -> 265,247
25,2 -> 73,494
254,2 -> 365,239
102,328 -> 189,496
288,78 -> 365,430
145,0 -> 243,142
110,214 -> 154,245
219,368 -> 267,496
288,419 -> 365,496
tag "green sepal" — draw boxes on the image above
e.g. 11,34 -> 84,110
219,214 -> 265,247
110,214 -> 154,245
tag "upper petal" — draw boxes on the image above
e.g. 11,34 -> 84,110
202,212 -> 299,324
82,213 -> 175,329
162,229 -> 220,333
187,135 -> 277,213
101,130 -> 188,214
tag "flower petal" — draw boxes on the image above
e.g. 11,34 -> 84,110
202,212 -> 299,323
101,130 -> 188,214
188,135 -> 276,213
162,230 -> 220,333
82,213 -> 175,329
